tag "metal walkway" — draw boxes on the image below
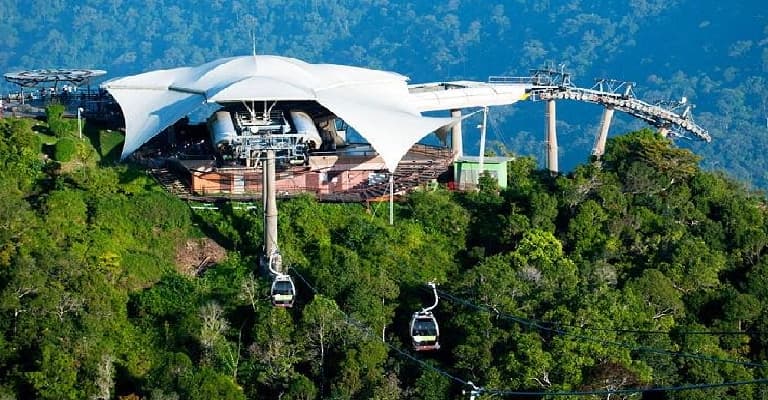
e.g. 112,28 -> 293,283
493,67 -> 711,142
407,64 -> 710,173
490,66 -> 711,172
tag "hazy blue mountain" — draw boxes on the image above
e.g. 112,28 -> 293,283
1,0 -> 766,186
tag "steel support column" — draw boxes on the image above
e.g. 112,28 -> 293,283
593,106 -> 614,158
545,99 -> 558,173
264,149 -> 279,272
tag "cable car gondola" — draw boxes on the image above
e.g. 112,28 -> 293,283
266,250 -> 296,308
410,310 -> 440,351
271,274 -> 296,308
409,282 -> 440,351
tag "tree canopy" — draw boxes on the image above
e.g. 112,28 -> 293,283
1,115 -> 768,398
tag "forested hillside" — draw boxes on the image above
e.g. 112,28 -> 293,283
2,109 -> 768,398
1,0 -> 767,187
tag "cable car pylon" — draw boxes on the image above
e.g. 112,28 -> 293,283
257,140 -> 296,308
409,282 -> 441,351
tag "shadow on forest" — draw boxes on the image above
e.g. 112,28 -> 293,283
188,201 -> 262,254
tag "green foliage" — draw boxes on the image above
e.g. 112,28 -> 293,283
25,345 -> 82,400
45,103 -> 67,137
130,275 -> 200,324
722,292 -> 761,329
249,307 -> 302,390
0,118 -> 44,190
477,171 -> 499,193
93,129 -> 125,162
662,238 -> 727,291
54,136 -> 77,161
406,189 -> 469,249
626,269 -> 685,321
1,122 -> 768,398
301,295 -> 344,374
566,199 -> 609,260
286,375 -> 317,400
506,156 -> 541,197
529,191 -> 558,233
0,184 -> 37,267
179,367 -> 245,400
411,368 -> 451,400
42,189 -> 88,244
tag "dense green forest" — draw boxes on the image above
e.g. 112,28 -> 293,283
1,0 -> 767,188
2,106 -> 768,399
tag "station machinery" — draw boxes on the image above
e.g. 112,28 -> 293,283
207,101 -> 348,168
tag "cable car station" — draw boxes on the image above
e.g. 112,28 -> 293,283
3,56 -> 711,321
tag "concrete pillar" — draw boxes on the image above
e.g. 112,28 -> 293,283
264,149 -> 280,272
450,109 -> 463,160
478,106 -> 488,177
593,106 -> 614,158
545,100 -> 558,173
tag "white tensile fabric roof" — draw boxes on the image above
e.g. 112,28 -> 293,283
102,55 -> 457,172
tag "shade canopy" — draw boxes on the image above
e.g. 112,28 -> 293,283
102,55 -> 457,172
5,68 -> 107,87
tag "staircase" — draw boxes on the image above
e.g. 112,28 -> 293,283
149,168 -> 192,197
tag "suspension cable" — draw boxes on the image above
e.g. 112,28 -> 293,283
484,378 -> 768,397
288,269 -> 768,397
288,267 -> 472,386
436,289 -> 767,369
